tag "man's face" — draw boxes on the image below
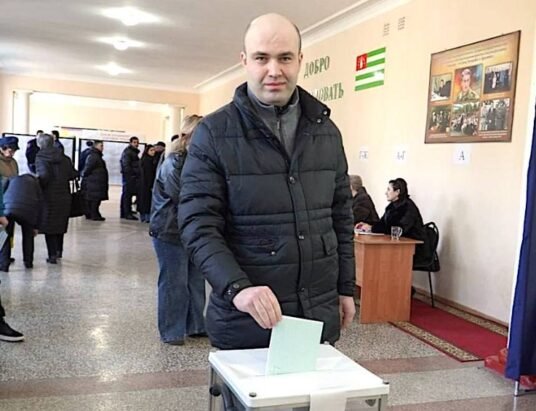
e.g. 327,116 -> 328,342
461,74 -> 471,92
241,23 -> 302,106
95,143 -> 104,152
131,139 -> 139,148
0,147 -> 16,158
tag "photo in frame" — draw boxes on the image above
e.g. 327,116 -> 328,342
425,31 -> 520,143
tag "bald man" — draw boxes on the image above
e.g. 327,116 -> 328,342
179,14 -> 355,349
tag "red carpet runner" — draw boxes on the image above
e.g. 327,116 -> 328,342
391,298 -> 508,362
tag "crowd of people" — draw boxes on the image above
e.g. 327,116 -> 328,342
0,131 -> 77,341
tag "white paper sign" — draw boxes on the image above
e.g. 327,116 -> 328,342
453,145 -> 471,165
394,146 -> 408,164
359,146 -> 369,161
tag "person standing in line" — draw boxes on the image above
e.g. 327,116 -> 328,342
81,140 -> 108,221
178,13 -> 355,350
79,140 -> 94,175
150,115 -> 206,345
35,133 -> 76,264
25,130 -> 43,174
50,130 -> 65,152
153,141 -> 166,164
0,186 -> 24,342
120,136 -> 140,220
0,137 -> 35,270
138,144 -> 157,223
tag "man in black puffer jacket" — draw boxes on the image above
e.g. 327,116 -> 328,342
120,136 -> 140,220
178,13 -> 355,350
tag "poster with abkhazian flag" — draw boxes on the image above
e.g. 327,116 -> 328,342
355,47 -> 386,92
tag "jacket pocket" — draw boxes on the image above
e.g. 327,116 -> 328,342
321,232 -> 338,256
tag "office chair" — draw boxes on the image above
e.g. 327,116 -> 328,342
413,222 -> 440,307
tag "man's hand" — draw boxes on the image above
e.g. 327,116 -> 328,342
339,296 -> 356,329
0,216 -> 8,228
232,286 -> 282,329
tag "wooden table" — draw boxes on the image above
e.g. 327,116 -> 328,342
354,234 -> 423,324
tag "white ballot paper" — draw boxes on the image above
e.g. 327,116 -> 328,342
265,315 -> 323,375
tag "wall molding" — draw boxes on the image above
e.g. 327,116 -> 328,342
195,0 -> 410,93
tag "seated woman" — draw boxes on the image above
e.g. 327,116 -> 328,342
358,178 -> 428,265
350,175 -> 379,225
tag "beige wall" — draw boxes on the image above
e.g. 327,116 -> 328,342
29,99 -> 165,143
0,74 -> 200,140
199,0 -> 536,323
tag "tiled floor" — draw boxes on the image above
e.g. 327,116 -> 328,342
0,188 -> 534,410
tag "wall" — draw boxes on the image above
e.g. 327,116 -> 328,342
0,74 -> 200,141
199,0 -> 536,323
29,97 -> 165,143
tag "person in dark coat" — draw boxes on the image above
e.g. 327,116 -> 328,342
35,133 -> 76,264
153,141 -> 166,164
120,136 -> 140,220
25,130 -> 42,174
137,144 -> 157,223
358,178 -> 428,265
3,174 -> 43,269
78,140 -> 93,175
350,175 -> 379,225
150,116 -> 205,345
81,141 -> 108,221
178,14 -> 355,350
50,130 -> 64,152
0,187 -> 24,342
0,136 -> 35,270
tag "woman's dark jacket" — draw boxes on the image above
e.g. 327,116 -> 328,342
149,152 -> 185,244
372,197 -> 428,264
178,83 -> 355,349
352,187 -> 379,225
35,147 -> 76,234
120,145 -> 140,194
81,148 -> 109,201
137,154 -> 157,214
3,174 -> 43,227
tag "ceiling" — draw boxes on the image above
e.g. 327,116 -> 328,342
0,0 -> 380,92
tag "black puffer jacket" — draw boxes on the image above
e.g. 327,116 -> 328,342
150,152 -> 185,244
81,148 -> 109,201
120,145 -> 140,194
179,83 -> 355,349
137,154 -> 157,215
3,174 -> 43,227
36,147 -> 76,234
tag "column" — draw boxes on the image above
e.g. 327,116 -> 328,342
165,105 -> 183,140
12,90 -> 33,134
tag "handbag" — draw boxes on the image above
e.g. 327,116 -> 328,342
70,178 -> 86,218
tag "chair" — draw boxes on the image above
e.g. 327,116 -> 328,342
413,222 -> 441,307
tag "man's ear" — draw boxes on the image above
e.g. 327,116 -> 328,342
240,51 -> 247,67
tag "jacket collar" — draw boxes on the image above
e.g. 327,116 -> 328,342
233,82 -> 331,133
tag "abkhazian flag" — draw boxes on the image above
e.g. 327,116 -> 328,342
355,47 -> 386,92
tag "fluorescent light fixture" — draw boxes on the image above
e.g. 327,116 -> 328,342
97,62 -> 131,76
98,37 -> 144,51
102,7 -> 158,26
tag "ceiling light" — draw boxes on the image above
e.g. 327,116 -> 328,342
102,7 -> 158,26
97,62 -> 131,76
99,37 -> 144,51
